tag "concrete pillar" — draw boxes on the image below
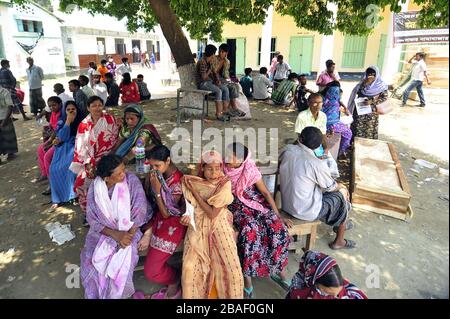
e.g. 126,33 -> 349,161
318,3 -> 337,74
260,5 -> 274,68
381,0 -> 410,83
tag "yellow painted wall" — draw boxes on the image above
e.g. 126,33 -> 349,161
222,8 -> 393,73
222,12 -> 322,71
333,9 -> 391,72
271,13 -> 322,72
221,22 -> 262,68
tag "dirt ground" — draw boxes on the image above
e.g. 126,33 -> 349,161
0,80 -> 448,299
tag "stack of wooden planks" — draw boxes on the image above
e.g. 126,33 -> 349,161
351,137 -> 413,221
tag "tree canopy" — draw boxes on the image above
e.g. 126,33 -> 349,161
13,0 -> 449,39
58,0 -> 449,39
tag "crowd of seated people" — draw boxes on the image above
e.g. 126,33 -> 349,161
9,52 -> 388,301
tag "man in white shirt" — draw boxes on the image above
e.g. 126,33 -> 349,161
402,52 -> 431,108
272,55 -> 292,84
92,71 -> 108,104
279,126 -> 355,250
26,57 -> 45,116
116,57 -> 133,80
253,67 -> 272,100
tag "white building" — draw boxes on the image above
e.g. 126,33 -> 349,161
56,7 -> 164,69
0,0 -> 66,77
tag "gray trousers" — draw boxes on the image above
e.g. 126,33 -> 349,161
29,88 -> 46,115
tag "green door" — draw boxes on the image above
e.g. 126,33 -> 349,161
289,36 -> 314,75
235,38 -> 246,76
342,36 -> 368,68
377,34 -> 387,71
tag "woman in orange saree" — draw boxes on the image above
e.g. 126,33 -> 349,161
180,150 -> 243,299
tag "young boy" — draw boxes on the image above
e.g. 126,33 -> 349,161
104,73 -> 120,107
295,74 -> 315,112
78,75 -> 95,98
270,72 -> 298,107
136,74 -> 151,101
253,67 -> 272,100
239,68 -> 253,98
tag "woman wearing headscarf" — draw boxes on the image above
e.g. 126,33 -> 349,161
322,81 -> 352,155
347,66 -> 388,140
224,142 -> 291,299
287,250 -> 368,299
36,96 -> 63,185
180,150 -> 244,299
113,104 -> 161,162
49,101 -> 84,208
70,96 -> 119,222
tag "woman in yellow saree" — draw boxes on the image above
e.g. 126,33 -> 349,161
180,150 -> 244,299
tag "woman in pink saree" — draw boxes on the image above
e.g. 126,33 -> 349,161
80,155 -> 149,299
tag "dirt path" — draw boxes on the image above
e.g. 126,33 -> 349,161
0,84 -> 448,299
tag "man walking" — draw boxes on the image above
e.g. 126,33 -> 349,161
26,57 -> 45,116
401,52 -> 431,108
0,59 -> 31,120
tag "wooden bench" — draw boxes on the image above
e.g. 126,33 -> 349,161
260,166 -> 321,253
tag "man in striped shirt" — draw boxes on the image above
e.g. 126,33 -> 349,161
270,72 -> 298,107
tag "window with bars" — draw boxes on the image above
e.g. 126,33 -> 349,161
16,19 -> 43,33
258,37 -> 276,66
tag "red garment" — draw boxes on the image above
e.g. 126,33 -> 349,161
70,114 -> 118,212
49,111 -> 61,130
288,250 -> 368,299
290,279 -> 368,299
119,82 -> 140,103
144,169 -> 187,285
16,88 -> 25,103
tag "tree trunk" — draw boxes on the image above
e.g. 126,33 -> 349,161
149,0 -> 204,117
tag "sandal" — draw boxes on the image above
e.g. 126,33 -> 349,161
333,219 -> 354,233
216,115 -> 230,122
270,274 -> 291,291
243,286 -> 255,299
228,109 -> 246,117
42,187 -> 51,196
329,239 -> 357,250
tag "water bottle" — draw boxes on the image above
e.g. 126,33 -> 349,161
135,140 -> 145,174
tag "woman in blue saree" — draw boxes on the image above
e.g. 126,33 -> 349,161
49,100 -> 84,208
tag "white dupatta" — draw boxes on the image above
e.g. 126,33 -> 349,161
91,176 -> 134,299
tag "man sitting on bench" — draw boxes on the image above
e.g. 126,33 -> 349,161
278,126 -> 356,250
196,44 -> 231,122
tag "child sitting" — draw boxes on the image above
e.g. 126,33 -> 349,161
296,74 -> 315,112
136,74 -> 151,101
180,150 -> 244,299
287,250 -> 367,299
239,68 -> 253,98
252,67 -> 272,101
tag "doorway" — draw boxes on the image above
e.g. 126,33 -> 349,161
226,38 -> 246,76
132,40 -> 141,63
